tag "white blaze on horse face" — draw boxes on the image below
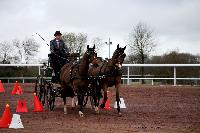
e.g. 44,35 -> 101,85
118,64 -> 122,68
116,63 -> 122,68
93,56 -> 97,62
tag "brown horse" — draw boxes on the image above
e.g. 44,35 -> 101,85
60,45 -> 97,117
89,44 -> 126,115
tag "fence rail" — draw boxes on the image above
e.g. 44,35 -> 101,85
122,64 -> 200,86
0,64 -> 200,86
0,77 -> 51,83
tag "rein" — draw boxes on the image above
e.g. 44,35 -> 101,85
70,50 -> 97,81
91,60 -> 123,80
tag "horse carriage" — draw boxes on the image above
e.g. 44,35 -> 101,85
34,44 -> 126,117
34,51 -> 96,110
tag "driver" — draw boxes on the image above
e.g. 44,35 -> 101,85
50,31 -> 69,55
50,31 -> 69,84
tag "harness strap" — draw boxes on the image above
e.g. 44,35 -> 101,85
99,61 -> 106,76
70,62 -> 79,81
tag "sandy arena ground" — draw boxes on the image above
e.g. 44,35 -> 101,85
0,83 -> 200,133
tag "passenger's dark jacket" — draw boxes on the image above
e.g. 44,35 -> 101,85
50,39 -> 69,54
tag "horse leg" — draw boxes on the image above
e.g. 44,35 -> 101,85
100,83 -> 108,109
93,93 -> 99,114
71,96 -> 75,110
77,91 -> 84,117
94,83 -> 101,114
92,81 -> 98,113
116,83 -> 122,116
70,88 -> 76,110
63,96 -> 67,114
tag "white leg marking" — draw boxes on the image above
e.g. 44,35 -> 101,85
79,111 -> 84,117
95,106 -> 99,114
64,104 -> 67,114
72,97 -> 75,108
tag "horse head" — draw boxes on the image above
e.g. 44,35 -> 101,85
85,45 -> 97,63
111,44 -> 126,68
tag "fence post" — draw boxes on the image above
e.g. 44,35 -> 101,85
127,66 -> 130,85
151,80 -> 154,86
38,66 -> 41,75
174,66 -> 176,86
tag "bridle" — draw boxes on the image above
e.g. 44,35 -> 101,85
86,49 -> 97,63
114,52 -> 126,69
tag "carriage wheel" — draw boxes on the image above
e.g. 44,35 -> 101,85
47,84 -> 55,111
34,75 -> 46,106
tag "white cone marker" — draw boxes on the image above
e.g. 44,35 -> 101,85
114,98 -> 126,109
9,114 -> 24,129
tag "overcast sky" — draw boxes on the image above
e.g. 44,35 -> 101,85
0,0 -> 199,60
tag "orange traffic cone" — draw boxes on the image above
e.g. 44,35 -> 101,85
0,104 -> 12,128
12,81 -> 19,95
101,91 -> 112,110
16,100 -> 28,113
16,86 -> 23,95
33,93 -> 44,112
104,99 -> 111,110
0,80 -> 5,93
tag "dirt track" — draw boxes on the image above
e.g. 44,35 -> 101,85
0,83 -> 200,133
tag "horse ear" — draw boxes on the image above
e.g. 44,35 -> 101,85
87,45 -> 89,49
123,46 -> 126,50
117,44 -> 119,49
93,44 -> 95,49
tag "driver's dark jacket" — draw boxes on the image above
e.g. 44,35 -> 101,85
49,39 -> 69,83
50,39 -> 69,54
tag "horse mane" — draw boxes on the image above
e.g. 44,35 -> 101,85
89,45 -> 126,78
78,51 -> 90,76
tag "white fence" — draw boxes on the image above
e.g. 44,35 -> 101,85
0,64 -> 200,86
122,64 -> 200,86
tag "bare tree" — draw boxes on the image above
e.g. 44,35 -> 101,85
127,22 -> 156,83
12,39 -> 23,63
0,41 -> 13,64
0,38 -> 39,64
91,37 -> 104,54
22,38 -> 39,64
62,32 -> 87,54
149,51 -> 200,85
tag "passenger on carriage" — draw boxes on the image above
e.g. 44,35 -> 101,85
49,31 -> 69,84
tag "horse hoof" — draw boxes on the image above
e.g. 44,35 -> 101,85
64,112 -> 67,115
79,111 -> 84,117
95,107 -> 100,114
118,112 -> 122,117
